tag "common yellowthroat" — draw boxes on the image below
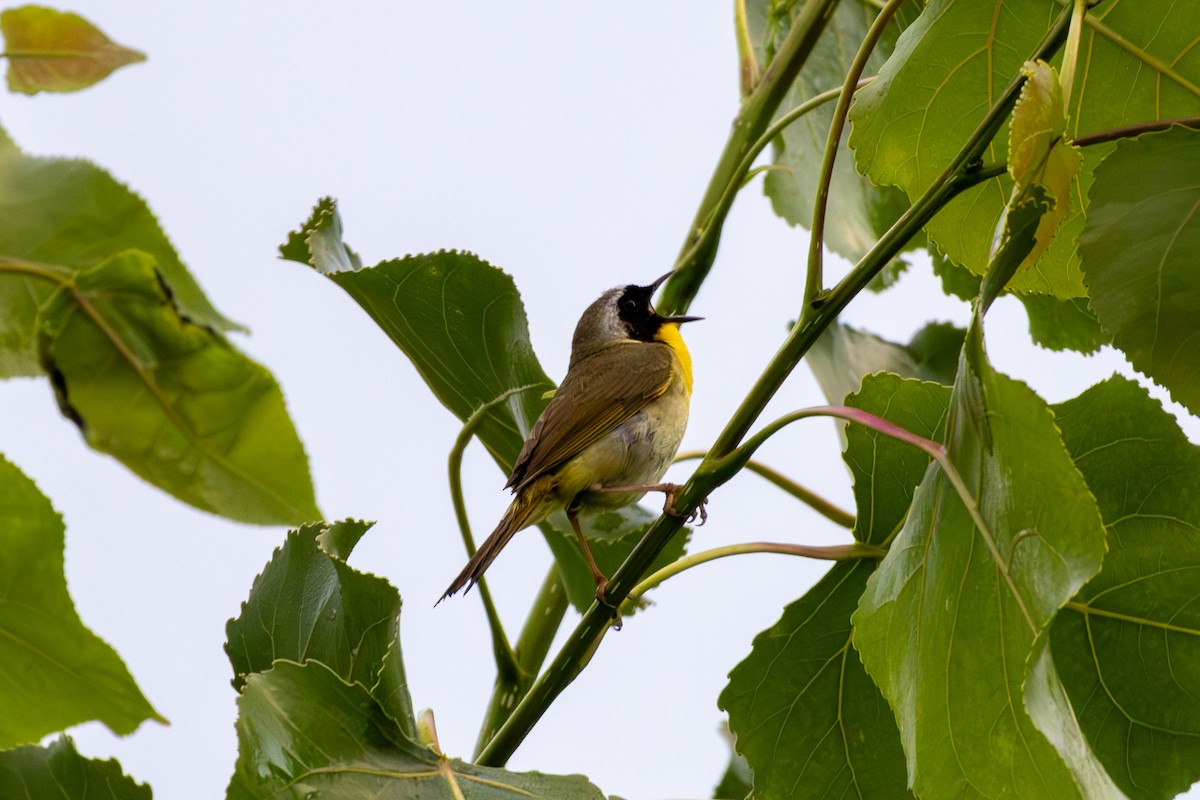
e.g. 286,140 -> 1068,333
440,272 -> 700,604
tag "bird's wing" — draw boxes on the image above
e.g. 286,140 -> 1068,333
505,341 -> 675,493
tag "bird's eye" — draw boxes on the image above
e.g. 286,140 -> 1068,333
621,298 -> 639,314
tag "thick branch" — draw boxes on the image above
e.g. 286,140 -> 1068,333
472,567 -> 568,757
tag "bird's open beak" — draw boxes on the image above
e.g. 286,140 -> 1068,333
646,271 -> 674,293
645,273 -> 702,323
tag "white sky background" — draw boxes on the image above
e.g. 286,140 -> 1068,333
2,3 -> 1195,798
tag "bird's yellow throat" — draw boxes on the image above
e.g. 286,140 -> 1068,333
655,322 -> 693,395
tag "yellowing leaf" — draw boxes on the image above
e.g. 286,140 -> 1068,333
997,61 -> 1082,276
1010,61 -> 1068,187
0,6 -> 145,94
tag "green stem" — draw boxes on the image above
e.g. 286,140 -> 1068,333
0,255 -> 75,282
674,449 -> 854,528
447,386 -> 570,754
805,0 -> 907,309
475,3 -> 1076,769
473,566 -> 569,758
449,387 -> 547,681
1058,0 -> 1088,116
734,0 -> 760,96
625,541 -> 886,606
660,0 -> 844,317
762,79 -> 874,149
711,405 -> 944,485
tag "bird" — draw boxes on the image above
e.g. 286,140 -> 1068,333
439,271 -> 700,606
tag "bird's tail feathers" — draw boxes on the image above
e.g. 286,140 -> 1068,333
437,488 -> 545,604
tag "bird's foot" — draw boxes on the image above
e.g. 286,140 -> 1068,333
589,481 -> 708,525
594,578 -> 623,630
662,484 -> 708,526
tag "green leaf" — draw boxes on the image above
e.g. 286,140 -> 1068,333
0,255 -> 52,377
281,199 -> 549,468
721,561 -> 909,800
0,125 -> 238,374
905,321 -> 967,382
225,521 -> 417,739
0,6 -> 145,94
844,372 -> 951,547
0,454 -> 163,748
281,198 -> 678,610
930,251 -> 1107,354
0,737 -> 150,799
1018,293 -> 1107,354
229,660 -> 606,800
1,5 -> 145,95
1022,635 -> 1129,799
751,0 -> 921,267
850,0 -> 1200,298
719,374 -> 947,799
1051,376 -> 1200,799
808,322 -> 963,406
851,315 -> 1115,799
316,516 -> 371,561
713,723 -> 752,800
36,250 -> 320,525
1079,125 -> 1200,416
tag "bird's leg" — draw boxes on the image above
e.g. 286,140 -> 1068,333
591,482 -> 708,525
566,508 -> 616,614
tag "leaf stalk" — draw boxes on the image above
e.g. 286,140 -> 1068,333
805,0 -> 907,309
449,388 -> 544,680
624,540 -> 886,607
1073,115 -> 1200,148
